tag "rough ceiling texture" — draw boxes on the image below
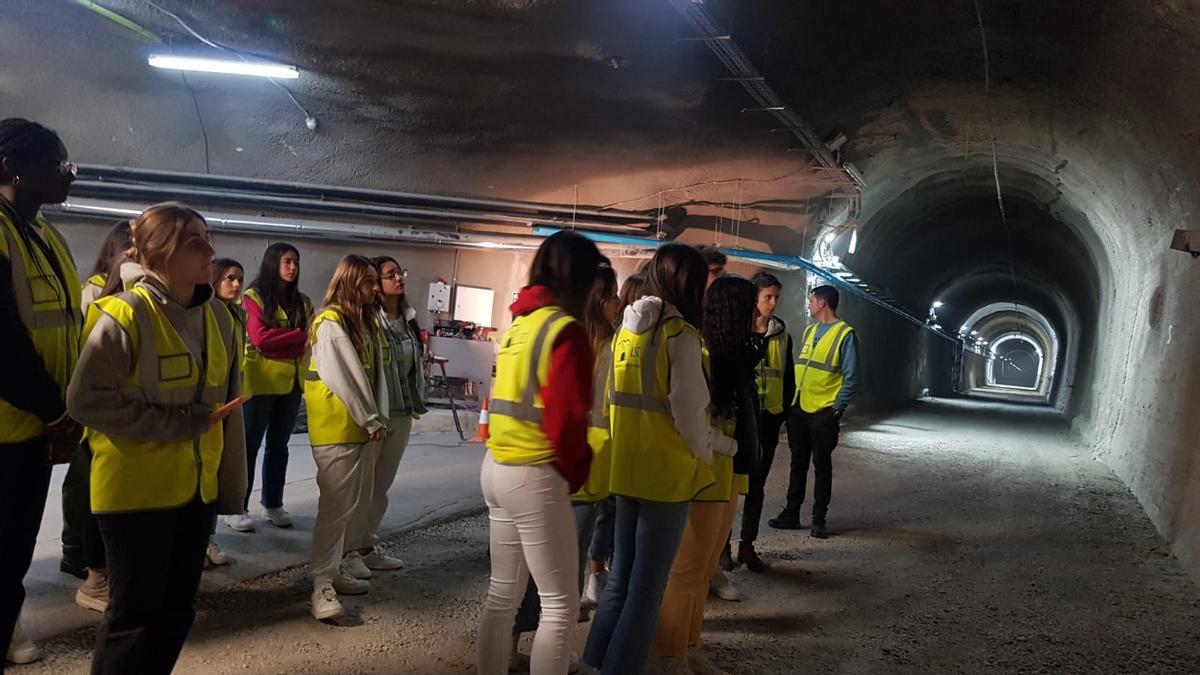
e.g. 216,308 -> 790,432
2,0 -> 1198,573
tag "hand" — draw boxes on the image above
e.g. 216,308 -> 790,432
832,407 -> 846,422
208,395 -> 252,430
369,428 -> 386,443
45,416 -> 83,465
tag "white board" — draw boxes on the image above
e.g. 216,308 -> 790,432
453,285 -> 495,326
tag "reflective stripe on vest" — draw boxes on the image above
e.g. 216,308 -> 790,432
756,328 -> 788,415
793,321 -> 853,413
242,288 -> 311,396
608,315 -> 716,503
87,287 -> 233,513
0,211 -> 82,443
574,346 -> 614,502
488,307 -> 576,466
304,308 -> 379,446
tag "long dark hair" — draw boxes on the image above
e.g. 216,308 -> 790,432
703,275 -> 759,417
249,242 -> 307,328
528,231 -> 602,318
583,257 -> 618,349
617,271 -> 649,313
90,220 -> 132,279
647,243 -> 707,327
370,255 -> 423,348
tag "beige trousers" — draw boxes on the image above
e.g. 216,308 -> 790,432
348,417 -> 415,551
310,441 -> 379,581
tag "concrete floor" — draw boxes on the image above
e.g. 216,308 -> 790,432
13,398 -> 1200,673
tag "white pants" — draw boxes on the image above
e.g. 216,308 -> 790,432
348,417 -> 414,551
477,456 -> 579,675
310,441 -> 379,581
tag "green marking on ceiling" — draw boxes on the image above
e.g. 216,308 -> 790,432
74,0 -> 162,43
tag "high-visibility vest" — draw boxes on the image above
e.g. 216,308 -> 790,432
85,274 -> 105,290
793,320 -> 854,413
608,316 -> 716,503
575,345 -> 614,502
86,286 -> 235,513
0,209 -> 82,443
242,287 -> 312,396
756,325 -> 788,414
304,308 -> 379,446
488,306 -> 578,466
695,401 -> 735,503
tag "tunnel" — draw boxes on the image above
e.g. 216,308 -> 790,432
3,0 -> 1200,671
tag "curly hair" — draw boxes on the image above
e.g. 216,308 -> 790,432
702,275 -> 759,418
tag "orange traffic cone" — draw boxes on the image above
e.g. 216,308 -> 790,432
470,397 -> 490,443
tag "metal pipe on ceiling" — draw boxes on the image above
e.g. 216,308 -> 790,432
75,164 -> 655,224
67,180 -> 651,234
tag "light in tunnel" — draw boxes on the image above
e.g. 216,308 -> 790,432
932,300 -> 945,309
148,55 -> 300,79
848,228 -> 858,254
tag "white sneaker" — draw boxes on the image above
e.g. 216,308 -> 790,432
332,572 -> 370,596
223,513 -> 256,533
7,620 -> 41,665
75,571 -> 110,613
206,540 -> 230,566
343,552 -> 373,580
264,507 -> 294,528
583,570 -> 607,607
362,550 -> 404,571
310,582 -> 344,621
708,571 -> 740,602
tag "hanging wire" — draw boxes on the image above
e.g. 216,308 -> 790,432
145,0 -> 315,126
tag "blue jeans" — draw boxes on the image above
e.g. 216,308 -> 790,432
243,388 -> 302,510
583,496 -> 691,674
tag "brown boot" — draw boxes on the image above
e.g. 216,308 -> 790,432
737,541 -> 770,573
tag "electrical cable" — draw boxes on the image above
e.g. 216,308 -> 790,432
180,71 -> 211,174
145,0 -> 316,128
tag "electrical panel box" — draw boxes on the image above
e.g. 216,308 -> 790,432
427,281 -> 451,313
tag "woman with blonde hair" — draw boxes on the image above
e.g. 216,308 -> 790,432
67,202 -> 248,674
305,254 -> 387,621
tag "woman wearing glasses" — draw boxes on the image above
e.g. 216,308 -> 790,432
343,257 -> 427,579
0,118 -> 82,665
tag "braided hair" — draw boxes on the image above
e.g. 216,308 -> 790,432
0,118 -> 63,181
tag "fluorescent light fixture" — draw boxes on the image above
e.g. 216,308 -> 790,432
848,228 -> 858,254
148,54 -> 299,79
932,300 -> 945,308
823,231 -> 837,245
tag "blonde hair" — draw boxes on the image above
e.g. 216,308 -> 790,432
319,255 -> 378,358
128,202 -> 206,273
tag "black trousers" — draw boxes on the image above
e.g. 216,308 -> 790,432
782,407 -> 841,523
62,441 -> 106,572
739,411 -> 788,544
0,438 -> 53,671
92,497 -> 214,675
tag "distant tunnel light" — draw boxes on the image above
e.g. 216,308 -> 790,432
148,54 -> 300,79
932,300 -> 945,309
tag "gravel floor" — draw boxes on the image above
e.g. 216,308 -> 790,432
15,398 -> 1200,674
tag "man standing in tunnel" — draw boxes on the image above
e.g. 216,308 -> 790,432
769,285 -> 858,539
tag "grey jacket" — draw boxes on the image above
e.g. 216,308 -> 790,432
67,274 -> 248,514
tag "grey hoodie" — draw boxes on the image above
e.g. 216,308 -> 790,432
622,296 -> 735,463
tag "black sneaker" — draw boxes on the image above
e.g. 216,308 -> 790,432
811,521 -> 830,539
767,512 -> 802,530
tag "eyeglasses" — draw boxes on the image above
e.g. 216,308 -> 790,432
56,160 -> 78,178
381,269 -> 408,281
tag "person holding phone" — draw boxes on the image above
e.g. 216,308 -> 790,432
67,202 -> 248,675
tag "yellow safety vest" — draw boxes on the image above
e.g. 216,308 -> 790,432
575,346 -> 614,502
756,327 -> 788,415
0,209 -> 82,443
793,321 -> 854,413
488,306 -> 578,466
85,273 -> 105,290
242,287 -> 312,396
304,308 -> 380,446
87,287 -> 234,513
608,317 -> 716,503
